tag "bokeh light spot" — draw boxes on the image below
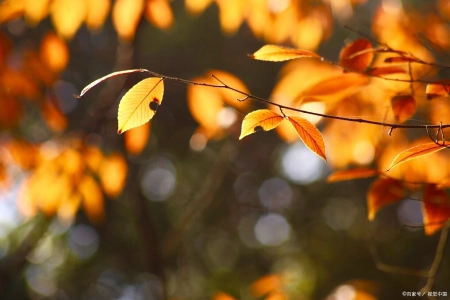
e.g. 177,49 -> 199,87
254,213 -> 291,246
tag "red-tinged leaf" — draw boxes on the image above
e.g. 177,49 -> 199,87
327,168 -> 378,182
391,95 -> 416,123
423,184 -> 450,235
287,116 -> 326,161
387,142 -> 448,171
249,44 -> 321,62
300,72 -> 369,99
239,109 -> 284,139
366,66 -> 406,76
339,38 -> 373,72
384,56 -> 420,63
426,81 -> 450,100
367,178 -> 404,220
76,69 -> 149,98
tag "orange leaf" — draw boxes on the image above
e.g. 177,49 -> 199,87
339,38 -> 374,72
78,174 -> 105,223
327,168 -> 378,182
423,184 -> 450,235
239,109 -> 284,140
85,0 -> 110,31
384,56 -> 420,63
250,274 -> 283,298
426,81 -> 450,100
99,153 -> 128,198
287,116 -> 326,160
366,66 -> 406,76
125,122 -> 150,155
211,292 -> 236,300
367,178 -> 404,220
117,77 -> 164,134
300,72 -> 369,100
387,142 -> 448,171
40,32 -> 69,73
145,0 -> 173,30
112,0 -> 145,41
50,0 -> 87,39
249,44 -> 321,62
390,95 -> 416,123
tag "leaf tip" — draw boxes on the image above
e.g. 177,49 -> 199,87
248,54 -> 255,59
118,129 -> 123,134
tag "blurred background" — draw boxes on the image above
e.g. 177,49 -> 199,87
0,0 -> 450,299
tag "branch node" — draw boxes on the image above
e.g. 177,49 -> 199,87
211,74 -> 226,87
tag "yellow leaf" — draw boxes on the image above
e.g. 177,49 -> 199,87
249,44 -> 321,62
24,0 -> 50,25
112,0 -> 144,41
387,142 -> 448,171
300,72 -> 369,100
327,168 -> 378,182
78,174 -> 104,223
287,116 -> 327,161
423,184 -> 450,235
145,0 -> 173,30
367,178 -> 404,221
185,0 -> 212,15
117,77 -> 164,134
239,109 -> 284,140
50,0 -> 87,39
99,153 -> 128,198
85,0 -> 110,31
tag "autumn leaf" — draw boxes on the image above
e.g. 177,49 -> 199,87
117,77 -> 164,134
287,116 -> 326,161
423,184 -> 450,235
239,109 -> 284,139
211,292 -> 236,300
300,72 -> 369,101
250,274 -> 283,298
79,174 -> 105,224
112,0 -> 145,41
367,178 -> 404,220
327,168 -> 378,182
249,44 -> 321,62
390,95 -> 416,123
125,122 -> 150,155
426,81 -> 450,100
339,38 -> 374,72
387,142 -> 448,171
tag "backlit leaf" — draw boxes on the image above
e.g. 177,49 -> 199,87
125,122 -> 150,155
300,72 -> 369,100
387,142 -> 448,171
423,184 -> 450,235
211,292 -> 236,300
367,178 -> 404,220
40,32 -> 69,73
112,0 -> 145,41
145,0 -> 173,30
50,0 -> 87,39
79,174 -> 104,223
185,0 -> 212,15
366,66 -> 406,76
99,153 -> 128,198
24,0 -> 50,25
339,38 -> 373,72
85,0 -> 110,31
288,116 -> 326,161
239,109 -> 284,140
426,81 -> 450,100
390,95 -> 416,123
117,77 -> 164,134
327,168 -> 378,182
249,44 -> 321,62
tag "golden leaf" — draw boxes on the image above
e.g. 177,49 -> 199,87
24,0 -> 50,25
50,0 -> 87,39
249,44 -> 321,62
287,116 -> 327,161
187,84 -> 223,135
78,174 -> 104,223
85,0 -> 110,31
387,142 -> 448,171
390,95 -> 416,123
99,153 -> 128,198
185,0 -> 212,15
112,0 -> 144,41
239,109 -> 284,140
125,122 -> 150,155
327,168 -> 378,182
300,72 -> 369,100
40,32 -> 68,72
339,38 -> 374,72
423,184 -> 450,235
117,77 -> 164,134
145,0 -> 173,30
367,178 -> 404,220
